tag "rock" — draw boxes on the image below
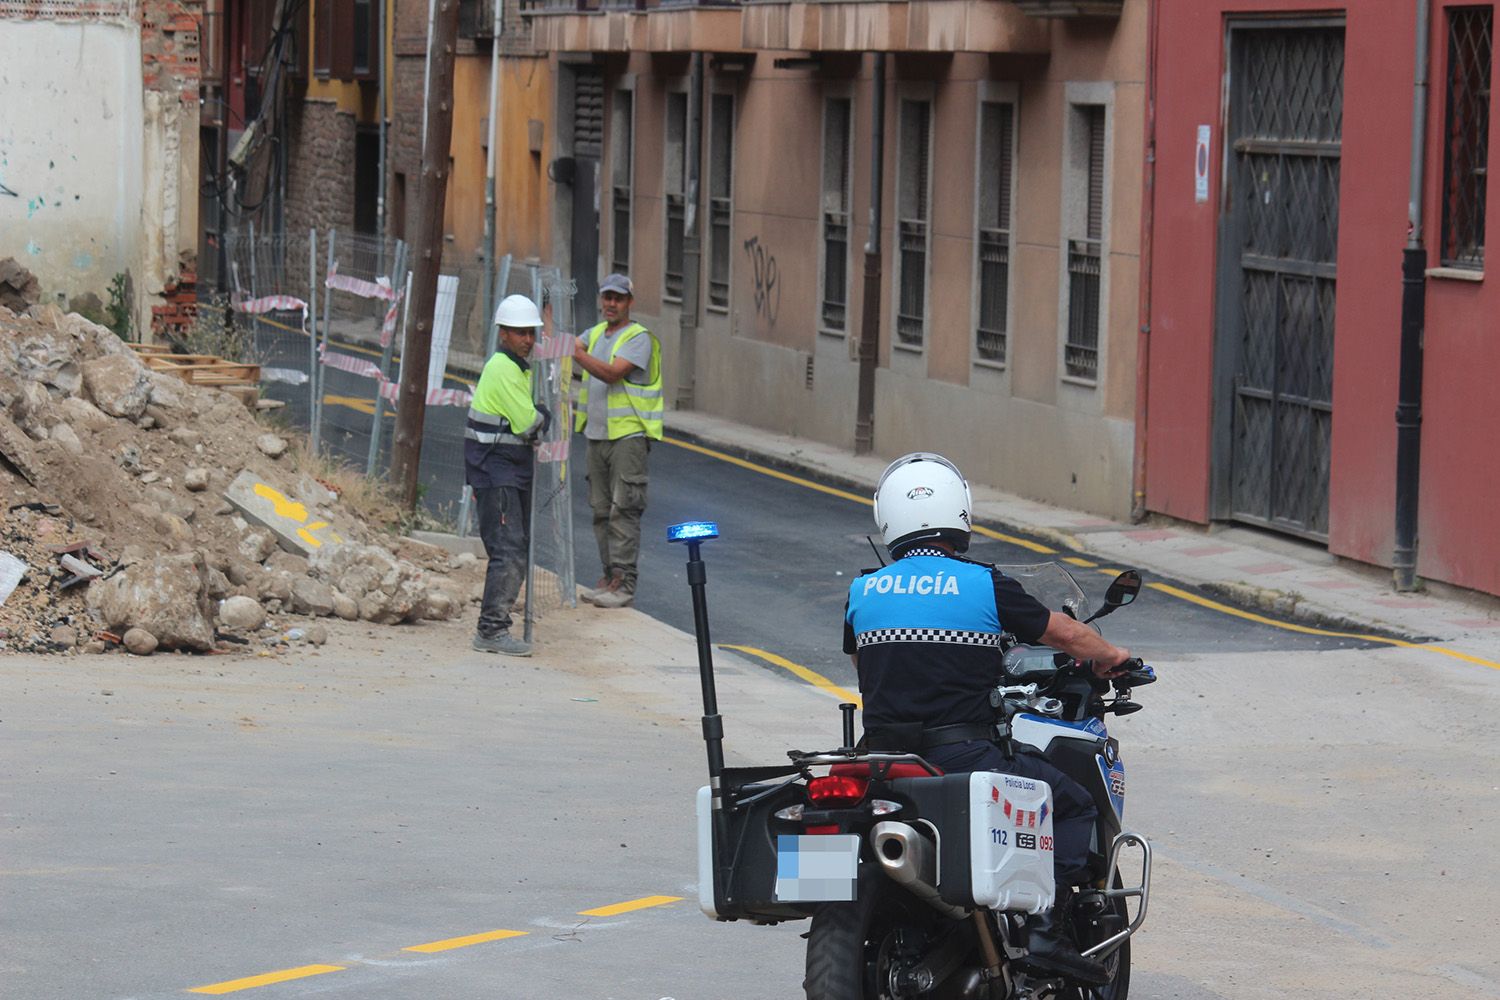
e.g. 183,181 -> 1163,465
218,595 -> 267,630
265,550 -> 309,576
290,575 -> 336,616
225,560 -> 258,586
50,625 -> 78,648
168,427 -> 202,446
146,486 -> 194,522
306,624 -> 328,646
0,257 -> 41,311
153,512 -> 195,547
81,640 -> 106,655
238,529 -> 277,564
256,434 -> 288,458
0,412 -> 40,485
48,422 -> 84,456
453,551 -> 478,568
137,416 -> 156,431
331,590 -> 359,621
418,590 -> 458,620
57,396 -> 110,430
205,567 -> 231,599
143,403 -> 175,430
82,354 -> 153,419
85,551 -> 215,651
255,572 -> 293,604
117,443 -> 143,472
184,467 -> 210,491
140,470 -> 161,484
123,628 -> 159,656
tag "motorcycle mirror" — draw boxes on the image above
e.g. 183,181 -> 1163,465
1083,569 -> 1143,624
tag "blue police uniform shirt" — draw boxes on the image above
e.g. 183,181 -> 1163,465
844,547 -> 1051,728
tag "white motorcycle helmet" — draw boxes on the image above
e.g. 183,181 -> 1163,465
873,452 -> 974,556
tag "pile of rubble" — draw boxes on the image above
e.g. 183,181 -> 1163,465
0,302 -> 481,655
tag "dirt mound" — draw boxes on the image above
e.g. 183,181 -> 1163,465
0,304 -> 483,655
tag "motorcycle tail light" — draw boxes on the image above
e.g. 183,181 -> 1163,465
807,774 -> 869,807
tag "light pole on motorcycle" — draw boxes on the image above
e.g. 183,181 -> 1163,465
668,521 -> 730,909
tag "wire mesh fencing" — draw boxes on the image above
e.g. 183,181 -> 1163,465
221,228 -> 579,620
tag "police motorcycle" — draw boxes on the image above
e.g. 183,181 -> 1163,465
670,521 -> 1155,1000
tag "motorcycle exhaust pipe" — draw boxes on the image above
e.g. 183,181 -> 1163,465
872,821 -> 968,919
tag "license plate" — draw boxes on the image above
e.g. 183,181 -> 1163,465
773,834 -> 859,902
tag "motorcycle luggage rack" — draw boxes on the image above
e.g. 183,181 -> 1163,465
786,750 -> 944,780
1081,831 -> 1151,960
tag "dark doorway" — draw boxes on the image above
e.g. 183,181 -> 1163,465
570,65 -> 603,330
354,128 -> 380,235
1213,21 -> 1344,541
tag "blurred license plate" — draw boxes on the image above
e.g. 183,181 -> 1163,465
773,834 -> 859,902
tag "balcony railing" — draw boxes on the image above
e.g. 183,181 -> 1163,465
975,226 -> 1009,364
1013,0 -> 1123,17
821,213 -> 848,332
1065,238 -> 1101,380
896,218 -> 927,348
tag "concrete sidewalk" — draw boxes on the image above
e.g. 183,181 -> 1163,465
665,410 -> 1500,661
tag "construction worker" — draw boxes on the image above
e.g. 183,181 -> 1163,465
466,294 -> 550,657
571,273 -> 662,609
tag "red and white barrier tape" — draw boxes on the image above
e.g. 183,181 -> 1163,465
235,295 -> 308,315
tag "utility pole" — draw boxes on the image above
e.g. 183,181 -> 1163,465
391,0 -> 461,512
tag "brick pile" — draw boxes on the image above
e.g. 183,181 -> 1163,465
150,268 -> 198,343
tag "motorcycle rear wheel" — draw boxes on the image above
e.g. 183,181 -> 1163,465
803,878 -> 958,1000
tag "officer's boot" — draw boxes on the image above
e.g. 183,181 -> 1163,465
1023,887 -> 1110,986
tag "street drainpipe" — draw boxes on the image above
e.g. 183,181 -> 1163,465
854,52 -> 885,455
1394,0 -> 1430,592
1131,0 -> 1159,522
677,53 -> 705,410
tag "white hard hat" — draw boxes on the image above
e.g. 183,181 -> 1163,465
493,294 -> 543,329
873,452 -> 973,555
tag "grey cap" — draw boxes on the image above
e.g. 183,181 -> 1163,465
599,273 -> 634,296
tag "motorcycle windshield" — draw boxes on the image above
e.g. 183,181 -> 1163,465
993,562 -> 1087,619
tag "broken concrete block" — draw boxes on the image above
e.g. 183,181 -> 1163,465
256,434 -> 287,458
86,551 -> 215,651
82,354 -> 152,419
0,412 -> 39,485
124,628 -> 158,656
224,470 -> 345,557
218,595 -> 266,630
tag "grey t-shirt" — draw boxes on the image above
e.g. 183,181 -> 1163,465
584,324 -> 653,441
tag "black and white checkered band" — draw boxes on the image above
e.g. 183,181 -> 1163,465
856,627 -> 1002,648
901,546 -> 950,559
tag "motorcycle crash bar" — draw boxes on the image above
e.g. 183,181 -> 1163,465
1080,831 -> 1152,960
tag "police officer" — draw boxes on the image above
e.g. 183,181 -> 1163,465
844,452 -> 1131,985
466,294 -> 550,657
571,273 -> 663,609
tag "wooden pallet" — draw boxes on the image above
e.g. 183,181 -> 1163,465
128,344 -> 261,405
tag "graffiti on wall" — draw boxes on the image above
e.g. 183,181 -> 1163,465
742,236 -> 780,327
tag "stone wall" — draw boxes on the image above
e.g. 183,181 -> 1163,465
284,99 -> 358,237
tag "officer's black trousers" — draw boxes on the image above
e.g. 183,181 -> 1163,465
925,739 -> 1098,885
475,485 -> 530,637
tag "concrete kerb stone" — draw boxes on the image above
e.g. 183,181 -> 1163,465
224,470 -> 347,558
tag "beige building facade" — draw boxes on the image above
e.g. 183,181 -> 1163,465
524,0 -> 1144,517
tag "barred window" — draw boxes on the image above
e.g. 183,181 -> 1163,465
708,93 -> 734,311
976,101 -> 1015,365
611,89 -> 634,275
664,91 -> 687,302
896,98 -> 932,349
1441,6 -> 1492,270
1065,104 -> 1106,382
821,97 -> 852,333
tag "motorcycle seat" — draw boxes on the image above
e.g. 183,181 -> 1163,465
829,761 -> 942,780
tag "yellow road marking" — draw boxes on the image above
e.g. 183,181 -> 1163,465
322,393 -> 379,415
188,964 -> 344,994
721,644 -> 863,707
403,929 -> 528,953
1063,556 -> 1097,568
1149,583 -> 1500,670
578,895 -> 683,917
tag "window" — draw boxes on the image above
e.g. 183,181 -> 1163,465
664,91 -> 687,302
314,0 -> 376,80
976,100 -> 1015,365
896,98 -> 932,349
611,89 -> 633,274
352,0 -> 372,77
1442,6 -> 1492,269
1065,104 -> 1106,381
821,97 -> 852,334
708,93 -> 734,311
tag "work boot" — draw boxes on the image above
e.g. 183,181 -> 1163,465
1023,890 -> 1110,986
472,631 -> 532,657
582,573 -> 624,606
588,586 -> 635,609
580,575 -> 615,602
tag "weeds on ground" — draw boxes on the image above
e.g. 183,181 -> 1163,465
106,272 -> 133,341
284,434 -> 408,535
180,292 -> 254,362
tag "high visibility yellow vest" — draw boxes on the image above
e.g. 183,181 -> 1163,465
575,321 -> 664,441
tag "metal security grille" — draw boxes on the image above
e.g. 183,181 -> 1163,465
611,90 -> 633,274
708,93 -> 734,310
664,91 -> 687,301
896,99 -> 932,348
1217,23 -> 1344,540
976,102 -> 1015,364
822,98 -> 852,332
1065,105 -> 1105,380
573,67 -> 604,159
1441,6 -> 1492,269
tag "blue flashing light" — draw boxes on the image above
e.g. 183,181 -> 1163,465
667,521 -> 720,543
